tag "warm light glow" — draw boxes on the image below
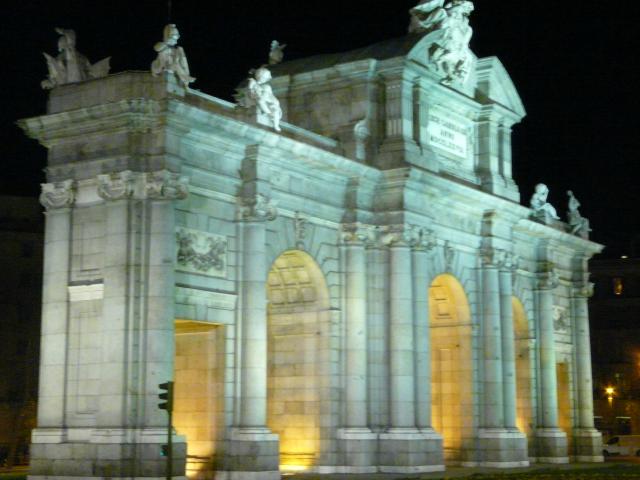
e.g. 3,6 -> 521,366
621,255 -> 629,259
280,464 -> 311,473
605,386 -> 615,396
613,278 -> 624,296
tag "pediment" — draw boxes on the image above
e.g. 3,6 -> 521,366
475,56 -> 526,119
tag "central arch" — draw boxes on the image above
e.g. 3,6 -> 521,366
266,250 -> 331,472
429,273 -> 473,463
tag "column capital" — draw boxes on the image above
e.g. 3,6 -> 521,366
239,193 -> 278,222
40,179 -> 75,210
573,282 -> 595,299
144,170 -> 189,201
341,223 -> 374,246
382,225 -> 419,248
97,170 -> 135,201
536,268 -> 560,291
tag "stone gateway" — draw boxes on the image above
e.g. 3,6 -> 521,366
20,2 -> 603,479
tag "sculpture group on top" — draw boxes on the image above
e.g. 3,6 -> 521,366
409,0 -> 475,85
234,41 -> 285,132
41,28 -> 110,89
529,184 -> 591,238
151,24 -> 196,88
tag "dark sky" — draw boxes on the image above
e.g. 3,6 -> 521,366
2,1 -> 639,256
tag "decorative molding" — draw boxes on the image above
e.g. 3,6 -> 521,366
239,194 -> 278,222
552,306 -> 569,333
144,170 -> 189,200
176,227 -> 227,277
444,241 -> 456,271
68,283 -> 104,302
97,171 -> 134,201
175,286 -> 237,311
294,212 -> 308,249
40,179 -> 75,210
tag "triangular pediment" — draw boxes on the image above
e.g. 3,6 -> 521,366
475,56 -> 526,119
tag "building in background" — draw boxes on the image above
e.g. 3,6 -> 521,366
0,196 -> 43,467
590,252 -> 640,438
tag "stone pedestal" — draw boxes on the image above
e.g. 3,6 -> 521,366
478,428 -> 529,468
335,428 -> 377,474
29,428 -> 188,480
535,428 -> 569,464
216,429 -> 280,480
379,429 -> 444,473
574,428 -> 604,462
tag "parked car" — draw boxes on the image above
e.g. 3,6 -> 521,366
603,435 -> 640,457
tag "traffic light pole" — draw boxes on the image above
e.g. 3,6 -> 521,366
166,405 -> 173,480
158,381 -> 174,480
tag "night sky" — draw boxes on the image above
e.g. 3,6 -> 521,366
2,1 -> 639,257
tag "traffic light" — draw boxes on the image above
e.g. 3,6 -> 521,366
158,381 -> 174,412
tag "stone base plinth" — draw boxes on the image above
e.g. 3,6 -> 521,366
378,428 -> 444,473
216,428 -> 279,479
574,428 -> 604,462
535,428 -> 569,463
335,428 -> 377,473
28,427 -> 187,479
478,428 -> 529,467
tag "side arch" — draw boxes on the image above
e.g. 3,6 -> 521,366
266,249 -> 333,472
429,273 -> 474,463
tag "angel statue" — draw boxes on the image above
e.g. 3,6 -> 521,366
409,0 -> 475,85
151,24 -> 195,88
530,183 -> 560,225
566,190 -> 591,237
235,67 -> 282,132
41,28 -> 110,90
269,40 -> 286,65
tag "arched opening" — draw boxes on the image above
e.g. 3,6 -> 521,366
173,320 -> 225,479
513,297 -> 533,443
266,250 -> 330,472
429,274 -> 473,463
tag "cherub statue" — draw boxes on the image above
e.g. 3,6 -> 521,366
409,0 -> 475,85
530,183 -> 560,225
151,24 -> 195,88
236,67 -> 282,132
41,28 -> 110,90
269,40 -> 286,65
567,191 -> 591,237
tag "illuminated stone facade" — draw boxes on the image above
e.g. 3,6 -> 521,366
20,24 -> 603,480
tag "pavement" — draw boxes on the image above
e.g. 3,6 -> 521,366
284,461 -> 634,479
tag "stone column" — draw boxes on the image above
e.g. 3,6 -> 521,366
499,260 -> 517,430
95,172 -> 134,430
498,255 -> 529,465
413,242 -> 433,432
33,181 -> 74,438
481,258 -> 505,430
337,226 -> 377,473
477,249 -> 529,467
535,270 -> 568,463
224,194 -> 279,479
379,228 -> 444,473
572,282 -> 603,462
